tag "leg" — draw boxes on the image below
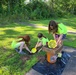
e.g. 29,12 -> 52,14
19,42 -> 25,53
35,42 -> 42,48
23,44 -> 31,53
36,42 -> 43,52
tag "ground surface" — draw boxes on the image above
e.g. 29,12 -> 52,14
26,46 -> 76,75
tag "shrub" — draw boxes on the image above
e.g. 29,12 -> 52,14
24,1 -> 51,20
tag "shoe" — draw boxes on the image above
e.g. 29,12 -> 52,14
58,53 -> 62,58
15,48 -> 19,52
19,51 -> 26,54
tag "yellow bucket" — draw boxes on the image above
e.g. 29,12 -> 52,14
48,40 -> 56,48
31,48 -> 37,53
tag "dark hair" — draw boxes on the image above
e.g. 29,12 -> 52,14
37,33 -> 46,38
23,35 -> 30,42
48,20 -> 58,33
18,35 -> 30,45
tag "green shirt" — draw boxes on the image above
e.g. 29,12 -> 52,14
11,38 -> 23,49
38,37 -> 49,46
56,23 -> 67,34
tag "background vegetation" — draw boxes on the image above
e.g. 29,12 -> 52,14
0,0 -> 76,75
0,0 -> 76,22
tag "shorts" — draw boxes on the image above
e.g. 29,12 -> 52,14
55,34 -> 66,40
11,40 -> 20,49
14,41 -> 25,48
15,42 -> 21,48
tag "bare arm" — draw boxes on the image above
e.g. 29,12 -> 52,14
56,34 -> 63,45
35,42 -> 39,48
24,44 -> 31,53
53,34 -> 56,40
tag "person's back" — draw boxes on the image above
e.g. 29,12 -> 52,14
56,23 -> 67,34
35,33 -> 49,50
11,35 -> 31,54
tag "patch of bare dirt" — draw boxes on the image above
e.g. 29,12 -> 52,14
20,55 -> 30,63
37,55 -> 46,63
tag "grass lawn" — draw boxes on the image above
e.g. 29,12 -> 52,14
29,16 -> 76,47
30,16 -> 76,31
0,17 -> 76,75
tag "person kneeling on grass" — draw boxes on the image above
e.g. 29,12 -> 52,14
35,33 -> 49,52
11,35 -> 32,54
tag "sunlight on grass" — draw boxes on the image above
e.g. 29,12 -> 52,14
67,26 -> 76,32
0,32 -> 5,35
29,17 -> 76,32
29,19 -> 50,26
0,23 -> 46,75
14,27 -> 25,32
0,17 -> 76,75
35,23 -> 45,26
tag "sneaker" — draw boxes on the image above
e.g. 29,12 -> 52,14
15,48 -> 19,52
19,51 -> 26,54
58,53 -> 62,58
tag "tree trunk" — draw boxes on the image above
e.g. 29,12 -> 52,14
0,0 -> 3,13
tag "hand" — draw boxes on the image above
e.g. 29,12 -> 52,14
29,51 -> 32,53
56,42 -> 58,47
56,40 -> 60,46
38,48 -> 42,52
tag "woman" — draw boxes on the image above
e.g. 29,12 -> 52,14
48,20 -> 67,57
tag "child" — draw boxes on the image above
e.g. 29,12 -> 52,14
35,33 -> 49,52
11,35 -> 31,54
48,20 -> 67,57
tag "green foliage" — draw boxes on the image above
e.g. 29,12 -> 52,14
0,66 -> 10,75
74,6 -> 76,15
25,0 -> 51,20
0,0 -> 76,20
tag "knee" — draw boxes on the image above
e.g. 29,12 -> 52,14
20,42 -> 25,45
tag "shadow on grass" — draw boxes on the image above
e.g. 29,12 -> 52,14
28,17 -> 76,31
1,19 -> 76,75
0,23 -> 53,40
0,29 -> 21,40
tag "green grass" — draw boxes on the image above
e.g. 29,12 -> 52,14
29,16 -> 76,31
29,16 -> 76,47
0,23 -> 52,75
0,17 -> 76,75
